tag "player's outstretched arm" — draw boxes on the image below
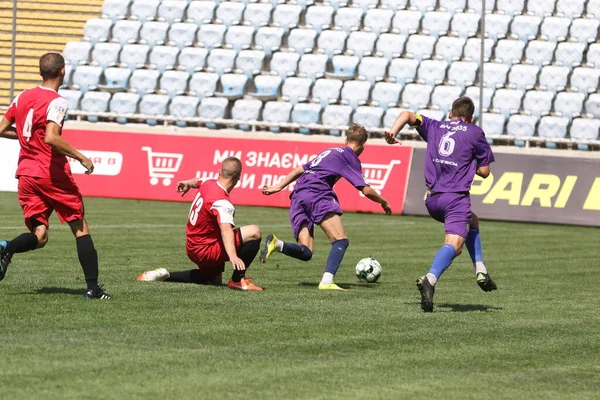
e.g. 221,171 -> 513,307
44,121 -> 94,174
385,111 -> 418,144
360,186 -> 392,215
476,165 -> 491,179
219,223 -> 246,270
176,178 -> 199,196
262,165 -> 304,195
0,117 -> 17,139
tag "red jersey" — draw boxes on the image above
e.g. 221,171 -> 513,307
5,86 -> 70,179
186,180 -> 236,252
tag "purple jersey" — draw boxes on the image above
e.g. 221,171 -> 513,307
293,146 -> 369,200
415,115 -> 495,193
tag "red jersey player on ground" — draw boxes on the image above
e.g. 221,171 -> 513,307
0,53 -> 111,300
137,157 -> 264,291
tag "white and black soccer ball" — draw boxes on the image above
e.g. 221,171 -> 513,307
355,258 -> 382,283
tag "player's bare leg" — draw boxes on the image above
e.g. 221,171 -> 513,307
467,213 -> 497,292
228,224 -> 263,291
317,213 -> 349,291
260,224 -> 314,263
68,218 -> 111,299
0,222 -> 47,281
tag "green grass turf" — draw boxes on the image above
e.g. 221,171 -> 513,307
0,192 -> 599,399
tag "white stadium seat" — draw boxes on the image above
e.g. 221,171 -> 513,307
510,15 -> 541,43
554,41 -> 586,68
232,99 -> 263,129
112,20 -> 142,46
198,97 -> 229,129
494,39 -> 525,65
586,44 -> 600,68
412,0 -> 436,13
440,0 -> 467,12
157,0 -> 187,24
103,67 -> 132,89
491,87 -> 524,117
416,60 -> 448,86
484,13 -> 511,41
539,65 -> 569,92
569,18 -> 599,44
506,114 -> 537,138
287,28 -> 317,55
525,40 -> 557,67
72,65 -> 102,93
81,91 -> 111,121
149,45 -> 180,73
422,11 -> 452,37
434,36 -> 465,62
540,16 -> 571,42
450,11 -> 480,38
465,86 -> 494,112
371,82 -> 402,110
538,115 -> 569,139
463,38 -> 494,62
496,0 -> 525,15
187,1 -> 217,26
235,50 -> 265,79
242,2 -> 272,29
430,85 -> 463,114
553,91 -> 585,119
83,19 -> 113,45
159,70 -> 189,98
556,0 -> 585,18
281,77 -> 312,104
272,4 -> 302,32
522,89 -> 554,118
252,74 -> 282,98
129,69 -> 160,96
311,78 -> 342,108
206,48 -> 236,75
130,0 -> 159,24
291,103 -> 322,129
110,92 -> 139,123
215,2 -> 246,26
189,72 -> 219,99
364,9 -> 393,33
225,25 -> 255,52
480,112 -> 505,136
177,47 -> 209,73
353,106 -> 384,128
392,9 -> 421,36
140,21 -> 170,48
168,22 -> 197,49
63,41 -> 92,65
322,104 -> 353,133
587,0 -> 600,17
91,42 -> 121,69
401,83 -> 433,111
570,67 -> 600,93
340,80 -> 371,109
376,33 -> 407,61
169,95 -> 199,121
255,27 -> 285,56
380,0 -> 408,9
317,29 -> 347,59
197,24 -> 227,48
417,108 -> 445,121
304,5 -> 334,33
58,89 -> 82,110
585,93 -> 600,118
404,35 -> 436,61
570,117 -> 600,142
388,58 -> 419,85
263,101 -> 293,128
139,93 -> 170,125
483,61 -> 510,88
526,0 -> 555,18
334,7 -> 363,31
298,54 -> 327,82
357,57 -> 388,85
353,0 -> 378,12
270,51 -> 300,77
447,60 -> 478,87
219,73 -> 248,97
347,31 -> 377,58
330,55 -> 360,79
120,44 -> 149,70
508,63 -> 539,90
102,0 -> 129,22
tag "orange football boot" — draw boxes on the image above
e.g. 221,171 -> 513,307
227,277 -> 263,291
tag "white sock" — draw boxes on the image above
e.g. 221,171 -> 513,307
275,239 -> 284,252
474,261 -> 487,275
321,272 -> 334,285
426,273 -> 437,286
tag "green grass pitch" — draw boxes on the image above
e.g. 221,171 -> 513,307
0,192 -> 599,399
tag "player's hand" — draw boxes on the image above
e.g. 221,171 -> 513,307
176,180 -> 193,196
230,256 -> 246,271
80,157 -> 94,175
381,201 -> 392,216
384,132 -> 401,145
262,185 -> 281,195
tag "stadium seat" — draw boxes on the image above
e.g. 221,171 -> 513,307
149,45 -> 180,73
430,85 -> 463,114
506,114 -> 537,138
463,38 -> 494,62
242,2 -> 272,30
371,82 -> 402,110
91,43 -> 121,69
422,11 -> 452,37
263,101 -> 292,132
586,43 -> 600,68
272,4 -> 302,32
353,106 -> 384,128
496,0 -> 525,15
311,78 -> 342,108
484,13 -> 511,42
251,74 -> 282,99
281,77 -> 312,104
218,73 -> 248,97
538,64 -> 569,92
587,0 -> 600,17
434,36 -> 465,62
491,87 -> 524,117
585,93 -> 600,118
215,2 -> 245,27
168,23 -> 198,49
540,16 -> 571,42
139,93 -> 170,125
198,97 -> 229,128
404,35 -> 436,61
510,15 -> 542,43
158,0 -> 187,24
570,116 -> 600,143
83,19 -> 113,45
570,67 -> 600,93
111,20 -> 142,46
317,29 -> 348,59
130,0 -> 160,24
569,18 -> 599,44
483,61 -> 509,88
417,108 -> 445,121
392,9 -> 422,36
197,24 -> 227,48
81,91 -> 111,122
440,0 -> 467,12
329,55 -> 360,79
62,65 -> 73,88
493,38 -> 525,65
72,66 -> 102,93
232,99 -> 263,130
159,70 -> 189,98
255,27 -> 285,56
287,28 -> 317,55
206,49 -> 237,75
101,0 -> 130,22
538,115 -> 569,140
235,50 -> 265,79
411,0 -> 436,13
526,0 -> 555,17
187,1 -> 217,26
388,58 -> 419,85
58,89 -> 83,111
341,80 -> 371,109
480,112 -> 505,136
270,51 -> 300,77
298,54 -> 327,81
347,31 -> 377,58
103,67 -> 132,89
380,0 -> 408,9
357,57 -> 388,85
140,21 -> 170,48
291,103 -> 322,133
334,7 -> 363,31
129,69 -> 160,96
322,104 -> 352,135
553,91 -> 585,119
120,44 -> 150,70
189,72 -> 219,98
556,0 -> 585,18
177,47 -> 209,73
63,42 -> 92,65
169,95 -> 200,126
304,5 -> 334,33
469,0 -> 495,12
447,60 -> 478,87
525,40 -> 556,67
464,86 -> 494,116
450,11 -> 480,38
383,107 -> 413,131
554,41 -> 586,68
376,33 -> 407,61
353,0 -> 378,12
508,63 -> 539,90
416,60 -> 448,86
224,25 -> 255,52
401,83 -> 433,111
110,92 -> 140,123
522,89 -> 553,118
364,9 -> 394,33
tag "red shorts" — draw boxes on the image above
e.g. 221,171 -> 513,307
186,229 -> 243,280
18,175 -> 84,231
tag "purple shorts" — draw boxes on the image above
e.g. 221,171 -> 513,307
289,193 -> 343,240
425,192 -> 472,238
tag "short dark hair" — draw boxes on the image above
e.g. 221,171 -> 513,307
220,157 -> 242,179
451,96 -> 475,122
346,123 -> 369,145
39,53 -> 65,80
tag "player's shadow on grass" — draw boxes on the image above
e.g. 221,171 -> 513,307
33,287 -> 87,296
437,303 -> 503,312
299,282 -> 379,289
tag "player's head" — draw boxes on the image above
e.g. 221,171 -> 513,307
345,123 -> 369,156
39,53 -> 65,84
449,96 -> 475,123
219,156 -> 243,191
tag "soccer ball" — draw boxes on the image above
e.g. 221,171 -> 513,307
355,258 -> 382,283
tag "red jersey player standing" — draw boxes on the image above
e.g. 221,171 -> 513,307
137,157 -> 264,291
0,53 -> 111,300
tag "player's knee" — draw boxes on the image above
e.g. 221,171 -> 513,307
470,213 -> 480,229
36,235 -> 48,248
246,225 -> 261,241
455,246 -> 463,256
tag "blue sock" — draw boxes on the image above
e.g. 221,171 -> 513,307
324,238 -> 350,275
428,244 -> 457,280
282,242 -> 312,261
466,228 -> 483,264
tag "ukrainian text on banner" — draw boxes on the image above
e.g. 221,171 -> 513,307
405,148 -> 600,227
59,129 -> 413,213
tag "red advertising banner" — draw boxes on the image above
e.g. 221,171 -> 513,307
63,129 -> 413,214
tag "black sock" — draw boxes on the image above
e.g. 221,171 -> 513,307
231,239 -> 261,282
6,233 -> 38,254
76,235 -> 99,291
282,242 -> 312,261
166,269 -> 204,284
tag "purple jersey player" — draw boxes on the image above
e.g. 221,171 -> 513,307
260,124 -> 392,290
386,97 -> 497,312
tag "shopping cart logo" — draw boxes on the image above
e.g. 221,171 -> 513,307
142,146 -> 184,186
361,160 -> 401,194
